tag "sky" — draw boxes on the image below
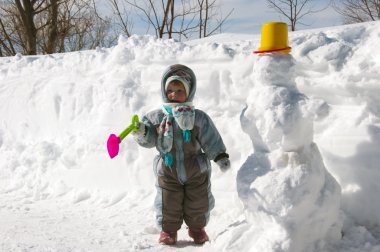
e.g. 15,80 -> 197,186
99,0 -> 343,38
220,0 -> 342,34
0,20 -> 380,251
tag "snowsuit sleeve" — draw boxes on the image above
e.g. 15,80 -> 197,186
134,109 -> 161,148
195,109 -> 227,161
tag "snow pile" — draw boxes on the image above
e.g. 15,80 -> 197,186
291,23 -> 380,230
0,21 -> 380,251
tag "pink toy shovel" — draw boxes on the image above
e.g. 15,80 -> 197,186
107,114 -> 140,159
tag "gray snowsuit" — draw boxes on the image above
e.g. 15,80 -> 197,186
135,64 -> 228,232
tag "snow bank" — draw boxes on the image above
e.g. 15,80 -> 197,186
291,21 -> 380,229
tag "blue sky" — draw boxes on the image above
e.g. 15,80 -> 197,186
99,0 -> 342,36
220,0 -> 342,34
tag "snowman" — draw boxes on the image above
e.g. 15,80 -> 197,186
235,22 -> 342,252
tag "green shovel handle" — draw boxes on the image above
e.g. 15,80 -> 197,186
118,114 -> 140,141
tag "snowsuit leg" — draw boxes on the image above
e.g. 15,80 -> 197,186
183,167 -> 211,229
157,166 -> 185,232
154,154 -> 214,232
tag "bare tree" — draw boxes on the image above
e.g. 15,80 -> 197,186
0,1 -> 33,55
56,0 -> 113,52
123,0 -> 176,38
14,0 -> 40,54
0,0 -> 114,56
0,15 -> 17,56
108,0 -> 133,36
197,0 -> 233,38
333,0 -> 380,23
122,0 -> 232,40
266,0 -> 329,31
0,0 -> 233,56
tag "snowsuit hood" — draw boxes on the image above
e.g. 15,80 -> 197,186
161,64 -> 197,103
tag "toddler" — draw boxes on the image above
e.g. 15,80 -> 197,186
133,64 -> 230,245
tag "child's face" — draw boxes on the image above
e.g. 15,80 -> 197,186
166,81 -> 187,103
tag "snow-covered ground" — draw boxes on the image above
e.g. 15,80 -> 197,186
1,21 -> 380,251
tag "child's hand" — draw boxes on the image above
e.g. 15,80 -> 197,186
216,157 -> 231,172
132,122 -> 146,139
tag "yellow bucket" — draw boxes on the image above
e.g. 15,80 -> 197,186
254,22 -> 291,54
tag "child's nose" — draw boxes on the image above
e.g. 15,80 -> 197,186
168,92 -> 176,99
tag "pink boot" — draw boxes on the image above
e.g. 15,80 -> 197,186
188,228 -> 209,244
159,230 -> 177,245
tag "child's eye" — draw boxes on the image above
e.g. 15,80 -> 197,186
167,89 -> 184,95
